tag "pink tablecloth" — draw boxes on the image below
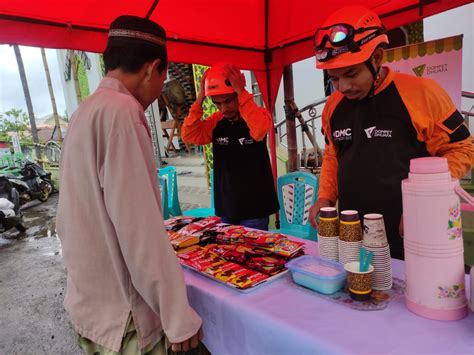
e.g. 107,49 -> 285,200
183,239 -> 474,355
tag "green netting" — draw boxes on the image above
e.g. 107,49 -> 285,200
192,64 -> 216,188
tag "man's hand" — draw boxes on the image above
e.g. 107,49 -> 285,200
309,198 -> 333,230
196,71 -> 208,105
224,64 -> 246,95
170,327 -> 203,352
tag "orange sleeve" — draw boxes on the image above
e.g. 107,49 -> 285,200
238,90 -> 272,142
318,92 -> 344,203
394,74 -> 473,179
181,102 -> 222,146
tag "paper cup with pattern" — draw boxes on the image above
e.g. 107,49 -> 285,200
363,213 -> 388,248
344,261 -> 374,301
340,210 -> 362,242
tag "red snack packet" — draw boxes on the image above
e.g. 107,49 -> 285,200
265,239 -> 305,257
190,256 -> 217,271
164,216 -> 194,227
216,234 -> 233,243
219,262 -> 242,273
215,264 -> 245,282
175,245 -> 202,260
170,235 -> 200,249
207,223 -> 232,233
207,244 -> 235,257
224,226 -> 249,243
246,256 -> 287,275
204,260 -> 227,276
167,231 -> 182,241
178,216 -> 221,235
243,232 -> 286,247
230,270 -> 269,289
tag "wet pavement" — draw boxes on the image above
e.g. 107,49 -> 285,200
0,194 -> 81,354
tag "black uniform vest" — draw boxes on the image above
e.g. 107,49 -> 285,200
212,117 -> 279,220
330,82 -> 430,259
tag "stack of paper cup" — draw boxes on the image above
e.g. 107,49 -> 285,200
339,210 -> 362,266
363,213 -> 392,290
318,207 -> 339,261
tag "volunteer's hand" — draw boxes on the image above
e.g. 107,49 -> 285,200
309,198 -> 333,230
170,326 -> 203,352
224,64 -> 246,94
197,71 -> 207,105
399,215 -> 404,238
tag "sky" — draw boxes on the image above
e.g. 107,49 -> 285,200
0,45 -> 66,119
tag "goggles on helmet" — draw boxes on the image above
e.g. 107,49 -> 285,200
314,23 -> 385,62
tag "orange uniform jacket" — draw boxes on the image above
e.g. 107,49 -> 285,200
318,67 -> 473,259
319,68 -> 473,203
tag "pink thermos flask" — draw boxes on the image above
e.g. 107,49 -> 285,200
402,157 -> 471,321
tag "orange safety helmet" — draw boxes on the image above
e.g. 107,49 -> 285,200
204,63 -> 236,96
314,6 -> 389,70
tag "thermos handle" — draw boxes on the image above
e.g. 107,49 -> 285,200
455,185 -> 474,211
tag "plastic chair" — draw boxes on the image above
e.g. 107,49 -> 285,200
183,170 -> 215,217
270,171 -> 319,240
157,166 -> 182,216
158,176 -> 170,220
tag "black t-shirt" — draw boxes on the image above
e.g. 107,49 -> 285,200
212,117 -> 279,220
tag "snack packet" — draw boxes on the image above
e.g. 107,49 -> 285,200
229,270 -> 269,289
264,239 -> 305,257
170,234 -> 200,249
246,256 -> 287,275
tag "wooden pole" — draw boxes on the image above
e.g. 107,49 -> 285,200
283,65 -> 298,172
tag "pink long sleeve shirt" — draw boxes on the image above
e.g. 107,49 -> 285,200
56,77 -> 201,351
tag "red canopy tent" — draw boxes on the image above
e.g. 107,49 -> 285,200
0,0 -> 471,179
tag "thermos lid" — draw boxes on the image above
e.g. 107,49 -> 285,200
410,157 -> 449,174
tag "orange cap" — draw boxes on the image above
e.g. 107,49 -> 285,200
204,63 -> 236,96
315,6 -> 389,70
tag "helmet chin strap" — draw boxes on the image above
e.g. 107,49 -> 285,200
364,59 -> 382,99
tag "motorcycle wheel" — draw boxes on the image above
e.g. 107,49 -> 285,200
45,179 -> 54,194
38,182 -> 52,202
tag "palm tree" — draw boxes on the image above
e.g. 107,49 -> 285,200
13,45 -> 42,162
41,48 -> 63,143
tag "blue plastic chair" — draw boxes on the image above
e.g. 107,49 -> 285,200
158,166 -> 182,216
158,176 -> 170,220
183,170 -> 215,217
271,171 -> 319,240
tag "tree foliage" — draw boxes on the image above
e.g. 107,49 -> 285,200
0,108 -> 33,146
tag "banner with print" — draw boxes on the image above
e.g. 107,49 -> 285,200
383,35 -> 463,110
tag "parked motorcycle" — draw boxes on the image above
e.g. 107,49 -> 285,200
0,176 -> 26,233
6,160 -> 54,205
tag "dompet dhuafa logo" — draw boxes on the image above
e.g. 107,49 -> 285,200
412,64 -> 426,77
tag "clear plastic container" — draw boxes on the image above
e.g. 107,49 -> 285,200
287,255 -> 347,294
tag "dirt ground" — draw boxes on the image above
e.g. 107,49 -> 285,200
0,194 -> 81,354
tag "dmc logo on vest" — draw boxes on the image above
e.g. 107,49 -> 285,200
333,128 -> 352,141
216,137 -> 229,145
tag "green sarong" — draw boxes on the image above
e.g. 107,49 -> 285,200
78,314 -> 168,355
